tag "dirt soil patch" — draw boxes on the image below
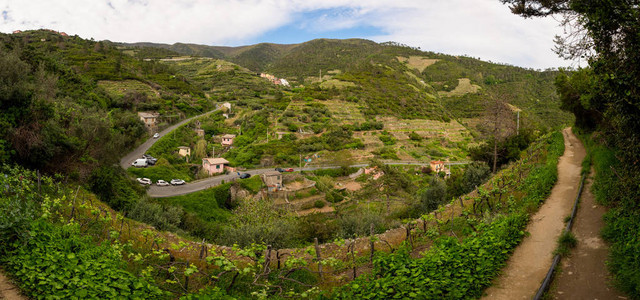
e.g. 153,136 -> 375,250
297,206 -> 335,216
551,170 -> 626,299
0,268 -> 26,300
438,78 -> 481,97
482,128 -> 586,299
397,56 -> 439,72
343,181 -> 362,191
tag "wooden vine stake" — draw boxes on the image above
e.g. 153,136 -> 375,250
263,245 -> 272,275
314,237 -> 323,281
348,240 -> 357,280
276,249 -> 281,269
199,239 -> 207,260
406,222 -> 413,249
369,223 -> 375,264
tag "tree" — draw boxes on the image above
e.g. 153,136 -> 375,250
462,162 -> 491,193
480,91 -> 517,173
417,176 -> 447,213
360,160 -> 412,215
194,139 -> 207,161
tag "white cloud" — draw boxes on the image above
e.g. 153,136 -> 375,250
0,0 -> 573,68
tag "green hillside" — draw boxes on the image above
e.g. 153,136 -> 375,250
124,38 -> 571,129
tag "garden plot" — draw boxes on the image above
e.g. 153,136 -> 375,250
397,56 -> 440,72
438,78 -> 481,97
320,79 -> 356,89
378,116 -> 470,142
98,80 -> 160,98
353,132 -> 384,150
324,100 -> 366,124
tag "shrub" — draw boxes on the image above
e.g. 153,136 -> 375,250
89,166 -> 141,212
314,200 -> 326,208
3,220 -> 165,299
555,231 -> 577,257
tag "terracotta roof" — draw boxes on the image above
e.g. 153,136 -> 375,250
430,160 -> 444,164
203,158 -> 229,165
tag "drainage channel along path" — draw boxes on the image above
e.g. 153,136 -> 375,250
482,128 -> 586,300
551,169 -> 626,300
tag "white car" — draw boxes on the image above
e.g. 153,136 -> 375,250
170,179 -> 185,185
137,178 -> 152,185
156,180 -> 170,186
153,133 -> 160,139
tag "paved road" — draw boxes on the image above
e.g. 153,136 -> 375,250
119,108 -> 220,169
148,162 -> 470,198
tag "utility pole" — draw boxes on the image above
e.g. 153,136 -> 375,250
299,154 -> 302,170
516,111 -> 520,135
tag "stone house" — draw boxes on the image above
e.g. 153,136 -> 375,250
261,171 -> 283,192
178,146 -> 191,157
138,112 -> 159,130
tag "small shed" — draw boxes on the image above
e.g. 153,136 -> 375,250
202,158 -> 229,175
195,128 -> 205,137
221,134 -> 236,146
262,171 -> 283,192
178,146 -> 191,157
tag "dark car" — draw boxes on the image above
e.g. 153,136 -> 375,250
143,154 -> 157,165
275,168 -> 285,172
239,173 -> 251,179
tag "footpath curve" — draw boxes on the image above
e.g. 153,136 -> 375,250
481,128 -> 586,299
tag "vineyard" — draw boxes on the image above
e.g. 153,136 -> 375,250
0,130 -> 563,299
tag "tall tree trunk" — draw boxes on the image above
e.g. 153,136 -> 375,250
493,136 -> 498,173
386,194 -> 390,216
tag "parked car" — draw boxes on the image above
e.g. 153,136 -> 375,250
275,168 -> 285,172
136,178 -> 152,185
285,168 -> 294,172
142,154 -> 157,165
156,180 -> 170,186
239,173 -> 251,179
170,179 -> 185,185
132,159 -> 148,168
153,133 -> 160,139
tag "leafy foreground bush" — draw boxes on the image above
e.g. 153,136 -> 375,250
0,165 -> 165,299
334,214 -> 527,299
3,220 -> 166,299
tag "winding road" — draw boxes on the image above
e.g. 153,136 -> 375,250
119,108 -> 220,169
120,110 -> 470,198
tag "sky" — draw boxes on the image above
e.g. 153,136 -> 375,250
0,0 -> 575,69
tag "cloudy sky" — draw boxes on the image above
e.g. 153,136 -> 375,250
1,0 -> 573,69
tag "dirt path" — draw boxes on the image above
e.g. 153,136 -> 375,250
482,128 -> 586,299
551,170 -> 626,299
0,268 -> 26,300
